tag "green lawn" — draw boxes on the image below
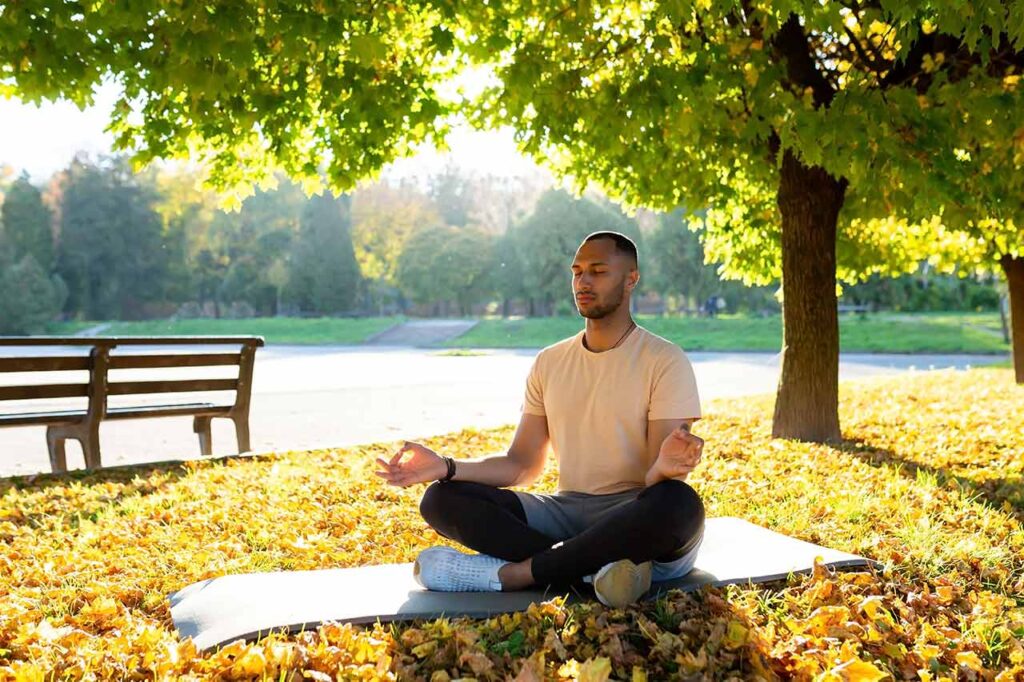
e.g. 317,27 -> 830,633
44,316 -> 405,345
448,312 -> 1011,353
37,312 -> 1011,354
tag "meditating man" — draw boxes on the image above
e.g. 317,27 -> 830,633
374,230 -> 706,608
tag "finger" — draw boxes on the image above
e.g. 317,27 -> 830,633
390,445 -> 409,465
376,457 -> 394,470
389,453 -> 402,466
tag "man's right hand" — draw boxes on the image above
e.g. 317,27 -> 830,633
374,441 -> 448,488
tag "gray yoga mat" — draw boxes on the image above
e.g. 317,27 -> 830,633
170,516 -> 873,651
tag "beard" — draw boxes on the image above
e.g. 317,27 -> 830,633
577,275 -> 628,319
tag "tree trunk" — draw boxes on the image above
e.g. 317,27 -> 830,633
999,294 -> 1010,344
999,255 -> 1024,384
772,149 -> 847,443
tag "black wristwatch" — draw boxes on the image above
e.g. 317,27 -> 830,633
439,456 -> 456,482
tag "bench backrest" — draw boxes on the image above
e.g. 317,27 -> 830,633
0,337 -> 264,419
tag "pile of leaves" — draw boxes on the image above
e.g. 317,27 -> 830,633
1,368 -> 1022,680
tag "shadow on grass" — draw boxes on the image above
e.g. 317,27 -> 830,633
0,449 -> 284,530
837,437 -> 1023,519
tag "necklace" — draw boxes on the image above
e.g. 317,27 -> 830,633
585,320 -> 636,352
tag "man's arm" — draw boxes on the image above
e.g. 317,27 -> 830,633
375,413 -> 550,489
645,418 -> 699,487
447,412 -> 550,488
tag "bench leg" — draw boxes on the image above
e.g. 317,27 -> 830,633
232,417 -> 251,454
193,416 -> 213,456
45,426 -> 68,473
80,425 -> 102,470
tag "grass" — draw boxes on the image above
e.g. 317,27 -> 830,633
448,312 -> 1011,354
38,312 -> 1010,354
44,316 -> 406,345
1,369 -> 1023,678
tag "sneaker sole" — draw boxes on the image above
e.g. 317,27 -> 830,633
593,559 -> 652,608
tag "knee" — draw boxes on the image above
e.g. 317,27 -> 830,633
644,479 -> 705,533
419,481 -> 450,525
419,480 -> 474,528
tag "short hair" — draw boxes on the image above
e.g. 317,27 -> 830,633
581,231 -> 638,267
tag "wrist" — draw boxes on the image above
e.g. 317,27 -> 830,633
437,456 -> 456,482
645,463 -> 666,487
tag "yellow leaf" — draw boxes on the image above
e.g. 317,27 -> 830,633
724,620 -> 748,649
578,657 -> 612,682
834,657 -> 887,682
955,651 -> 984,672
514,652 -> 546,682
412,640 -> 438,658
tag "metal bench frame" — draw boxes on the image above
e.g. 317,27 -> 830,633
0,336 -> 263,473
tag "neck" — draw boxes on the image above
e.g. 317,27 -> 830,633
583,312 -> 636,353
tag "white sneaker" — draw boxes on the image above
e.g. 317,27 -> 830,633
413,546 -> 507,592
591,559 -> 653,608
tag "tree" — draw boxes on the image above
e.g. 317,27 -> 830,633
0,173 -> 54,269
428,163 -> 474,228
0,2 -> 458,203
645,209 -> 718,311
458,2 -> 1024,441
8,2 -> 1021,441
351,180 -> 442,314
914,217 -> 1024,380
284,192 -> 361,314
0,255 -> 67,334
396,225 -> 493,315
54,157 -> 169,319
216,180 -> 305,315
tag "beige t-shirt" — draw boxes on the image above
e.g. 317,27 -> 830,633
521,325 -> 701,495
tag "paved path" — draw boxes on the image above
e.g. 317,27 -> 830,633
365,319 -> 478,347
0,345 -> 1007,478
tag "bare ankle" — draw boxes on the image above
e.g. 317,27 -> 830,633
498,559 -> 534,591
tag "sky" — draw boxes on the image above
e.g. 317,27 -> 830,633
0,79 -> 548,185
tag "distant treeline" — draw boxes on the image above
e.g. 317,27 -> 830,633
0,156 -> 1002,334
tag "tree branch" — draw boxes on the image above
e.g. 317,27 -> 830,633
771,13 -> 837,108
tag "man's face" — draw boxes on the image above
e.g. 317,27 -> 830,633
571,239 -> 637,319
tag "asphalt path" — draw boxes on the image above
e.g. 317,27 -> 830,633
0,344 -> 1006,478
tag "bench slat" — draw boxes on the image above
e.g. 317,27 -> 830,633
0,383 -> 90,401
107,379 -> 239,396
0,403 -> 234,426
109,353 -> 241,370
105,403 -> 233,420
0,410 -> 86,426
0,356 -> 91,373
0,336 -> 264,347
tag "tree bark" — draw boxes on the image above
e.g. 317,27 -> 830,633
772,149 -> 847,442
1000,254 -> 1024,384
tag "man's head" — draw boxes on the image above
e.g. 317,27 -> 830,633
572,231 -> 639,319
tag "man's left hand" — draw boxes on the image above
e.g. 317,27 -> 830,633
650,424 -> 704,482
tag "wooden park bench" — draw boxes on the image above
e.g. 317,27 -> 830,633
0,336 -> 263,473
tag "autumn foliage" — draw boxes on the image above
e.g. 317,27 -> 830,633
1,369 -> 1022,680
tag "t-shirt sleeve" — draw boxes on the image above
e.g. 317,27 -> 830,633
521,353 -> 546,416
648,349 -> 701,420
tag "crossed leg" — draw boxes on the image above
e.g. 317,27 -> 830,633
418,479 -> 705,590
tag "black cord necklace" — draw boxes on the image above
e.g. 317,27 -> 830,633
586,320 -> 636,352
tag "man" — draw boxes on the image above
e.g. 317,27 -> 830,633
374,231 -> 705,608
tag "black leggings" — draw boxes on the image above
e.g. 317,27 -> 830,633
418,479 -> 705,588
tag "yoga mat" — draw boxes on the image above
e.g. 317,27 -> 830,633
170,516 -> 874,651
